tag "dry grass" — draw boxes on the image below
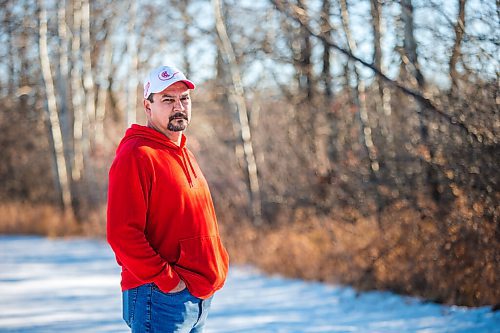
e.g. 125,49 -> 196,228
0,202 -> 79,236
0,202 -> 106,238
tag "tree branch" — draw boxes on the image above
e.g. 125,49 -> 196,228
269,0 -> 485,144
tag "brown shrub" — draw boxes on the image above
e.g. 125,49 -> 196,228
220,198 -> 500,307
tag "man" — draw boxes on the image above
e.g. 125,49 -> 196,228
107,65 -> 229,333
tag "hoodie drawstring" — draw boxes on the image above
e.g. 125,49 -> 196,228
185,151 -> 197,179
180,148 -> 197,187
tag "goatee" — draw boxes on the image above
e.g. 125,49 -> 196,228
167,112 -> 189,132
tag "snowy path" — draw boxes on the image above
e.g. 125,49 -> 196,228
0,236 -> 498,332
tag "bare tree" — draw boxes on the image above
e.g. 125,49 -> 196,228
320,0 -> 333,99
370,0 -> 393,145
400,0 -> 425,88
81,0 -> 96,147
340,0 -> 382,220
174,0 -> 193,77
213,0 -> 262,225
95,29 -> 114,147
296,0 -> 315,100
126,0 -> 138,127
314,0 -> 334,176
38,0 -> 73,215
400,0 -> 441,202
57,0 -> 71,142
449,0 -> 467,93
71,0 -> 85,181
3,3 -> 16,96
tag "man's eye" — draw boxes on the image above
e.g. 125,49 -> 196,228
181,96 -> 190,102
162,99 -> 174,103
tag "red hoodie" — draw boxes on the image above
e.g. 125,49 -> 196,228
107,124 -> 229,299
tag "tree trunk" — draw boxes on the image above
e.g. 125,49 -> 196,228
126,0 -> 138,127
39,0 -> 73,214
340,0 -> 379,174
289,0 -> 319,174
71,0 -> 85,181
320,0 -> 333,99
286,0 -> 315,103
178,0 -> 192,77
449,0 -> 467,93
213,0 -> 262,225
400,0 -> 441,202
370,0 -> 395,172
5,4 -> 16,96
95,30 -> 113,147
297,0 -> 314,100
314,0 -> 334,175
340,0 -> 383,223
370,0 -> 392,140
57,0 -> 71,145
81,0 -> 96,148
401,0 -> 425,88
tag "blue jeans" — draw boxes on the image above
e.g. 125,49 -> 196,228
123,283 -> 213,333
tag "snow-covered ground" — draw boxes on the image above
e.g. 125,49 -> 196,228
0,236 -> 498,333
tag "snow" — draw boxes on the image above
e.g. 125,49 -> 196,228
0,236 -> 498,332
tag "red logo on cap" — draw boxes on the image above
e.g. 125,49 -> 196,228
159,71 -> 179,81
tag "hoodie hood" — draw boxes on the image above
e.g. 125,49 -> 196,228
119,124 -> 185,151
118,124 -> 198,187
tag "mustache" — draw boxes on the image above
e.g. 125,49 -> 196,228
169,112 -> 189,122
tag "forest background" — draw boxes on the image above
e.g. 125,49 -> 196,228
0,0 -> 498,308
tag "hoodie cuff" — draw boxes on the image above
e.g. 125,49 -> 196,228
153,269 -> 181,293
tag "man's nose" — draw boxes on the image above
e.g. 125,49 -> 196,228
173,98 -> 185,110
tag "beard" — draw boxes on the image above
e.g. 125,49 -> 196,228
167,112 -> 189,132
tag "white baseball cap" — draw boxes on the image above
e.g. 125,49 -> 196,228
143,65 -> 195,99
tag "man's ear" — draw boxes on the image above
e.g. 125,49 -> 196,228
144,99 -> 151,115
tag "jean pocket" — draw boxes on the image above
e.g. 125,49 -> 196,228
152,283 -> 189,296
122,287 -> 139,328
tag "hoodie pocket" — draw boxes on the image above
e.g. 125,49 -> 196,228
174,236 -> 229,296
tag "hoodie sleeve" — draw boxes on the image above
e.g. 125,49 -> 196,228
106,148 -> 181,292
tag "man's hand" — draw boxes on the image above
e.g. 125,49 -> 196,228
169,279 -> 186,293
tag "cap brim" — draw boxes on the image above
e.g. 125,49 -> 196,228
151,79 -> 195,92
181,80 -> 195,89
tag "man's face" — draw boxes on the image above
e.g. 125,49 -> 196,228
144,81 -> 192,135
